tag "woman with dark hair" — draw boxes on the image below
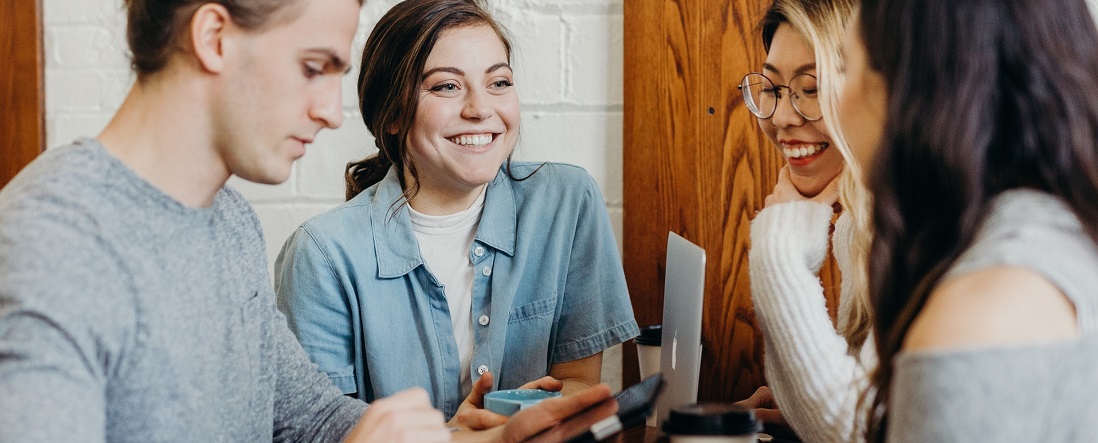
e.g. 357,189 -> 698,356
273,0 -> 638,427
839,0 -> 1098,440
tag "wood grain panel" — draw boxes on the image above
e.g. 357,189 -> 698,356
623,0 -> 842,402
1,0 -> 44,189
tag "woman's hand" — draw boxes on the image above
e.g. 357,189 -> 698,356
734,386 -> 786,425
447,372 -> 564,431
764,166 -> 841,210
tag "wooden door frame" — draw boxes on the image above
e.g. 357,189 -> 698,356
1,0 -> 45,189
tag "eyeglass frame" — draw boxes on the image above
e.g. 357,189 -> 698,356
737,72 -> 822,122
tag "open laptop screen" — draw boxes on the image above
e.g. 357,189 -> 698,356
656,232 -> 706,426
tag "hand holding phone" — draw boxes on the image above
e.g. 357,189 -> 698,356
523,374 -> 665,443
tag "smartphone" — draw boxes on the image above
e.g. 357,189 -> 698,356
523,373 -> 665,443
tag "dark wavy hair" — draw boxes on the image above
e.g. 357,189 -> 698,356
346,0 -> 538,203
858,0 -> 1098,440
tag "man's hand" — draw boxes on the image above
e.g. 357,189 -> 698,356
449,372 -> 564,431
500,383 -> 613,443
343,388 -> 450,443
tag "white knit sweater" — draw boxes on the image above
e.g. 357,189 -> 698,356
749,201 -> 876,443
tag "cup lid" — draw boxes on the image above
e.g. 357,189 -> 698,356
662,403 -> 760,436
635,324 -> 662,346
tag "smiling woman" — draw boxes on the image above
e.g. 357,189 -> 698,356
272,0 -> 639,429
736,1 -> 879,442
402,25 -> 520,214
746,7 -> 845,197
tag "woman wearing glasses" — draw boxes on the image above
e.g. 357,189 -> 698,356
736,0 -> 876,442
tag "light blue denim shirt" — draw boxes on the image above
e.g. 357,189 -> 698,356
274,162 -> 639,419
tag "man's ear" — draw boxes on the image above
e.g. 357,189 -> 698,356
190,3 -> 233,74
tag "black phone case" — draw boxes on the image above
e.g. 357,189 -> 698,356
565,373 -> 665,443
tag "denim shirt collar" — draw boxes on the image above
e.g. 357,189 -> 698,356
369,166 -> 517,278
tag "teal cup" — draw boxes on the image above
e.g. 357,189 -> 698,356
483,389 -> 563,416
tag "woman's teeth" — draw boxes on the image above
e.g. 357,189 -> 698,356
450,134 -> 493,146
783,143 -> 828,159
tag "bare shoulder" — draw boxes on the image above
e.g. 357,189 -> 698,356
903,266 -> 1078,352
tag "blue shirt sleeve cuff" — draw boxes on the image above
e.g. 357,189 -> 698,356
553,320 -> 641,363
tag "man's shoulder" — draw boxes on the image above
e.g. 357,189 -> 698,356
2,139 -> 132,219
3,140 -> 93,192
0,162 -> 134,324
0,140 -> 146,299
1,143 -> 110,232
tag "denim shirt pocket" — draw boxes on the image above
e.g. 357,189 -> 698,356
508,295 -> 558,324
502,295 -> 558,382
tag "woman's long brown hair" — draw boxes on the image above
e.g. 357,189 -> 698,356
858,0 -> 1098,439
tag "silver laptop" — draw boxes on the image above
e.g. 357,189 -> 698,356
655,232 -> 706,426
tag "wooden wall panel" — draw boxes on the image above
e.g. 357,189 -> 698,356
623,0 -> 842,402
1,0 -> 44,189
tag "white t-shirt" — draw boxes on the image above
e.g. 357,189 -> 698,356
408,188 -> 486,397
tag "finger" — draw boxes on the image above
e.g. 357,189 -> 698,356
519,376 -> 563,392
754,408 -> 786,426
347,396 -> 449,443
528,383 -> 612,421
375,387 -> 433,410
505,385 -> 616,442
509,397 -> 618,443
758,386 -> 778,409
383,409 -> 450,443
467,371 -> 495,409
754,386 -> 775,405
734,386 -> 769,409
733,397 -> 756,408
812,175 -> 842,206
777,165 -> 790,183
765,167 -> 805,208
455,409 -> 509,431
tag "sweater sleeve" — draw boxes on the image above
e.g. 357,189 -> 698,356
0,214 -> 132,443
269,300 -> 367,442
748,201 -> 869,443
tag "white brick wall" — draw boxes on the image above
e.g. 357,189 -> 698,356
44,0 -> 626,390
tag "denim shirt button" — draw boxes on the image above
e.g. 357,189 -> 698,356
479,315 -> 490,326
481,266 -> 492,277
474,246 -> 485,257
477,365 -> 489,375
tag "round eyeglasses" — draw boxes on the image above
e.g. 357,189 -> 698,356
738,72 -> 822,121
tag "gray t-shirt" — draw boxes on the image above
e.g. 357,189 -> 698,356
0,139 -> 365,442
888,189 -> 1098,442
